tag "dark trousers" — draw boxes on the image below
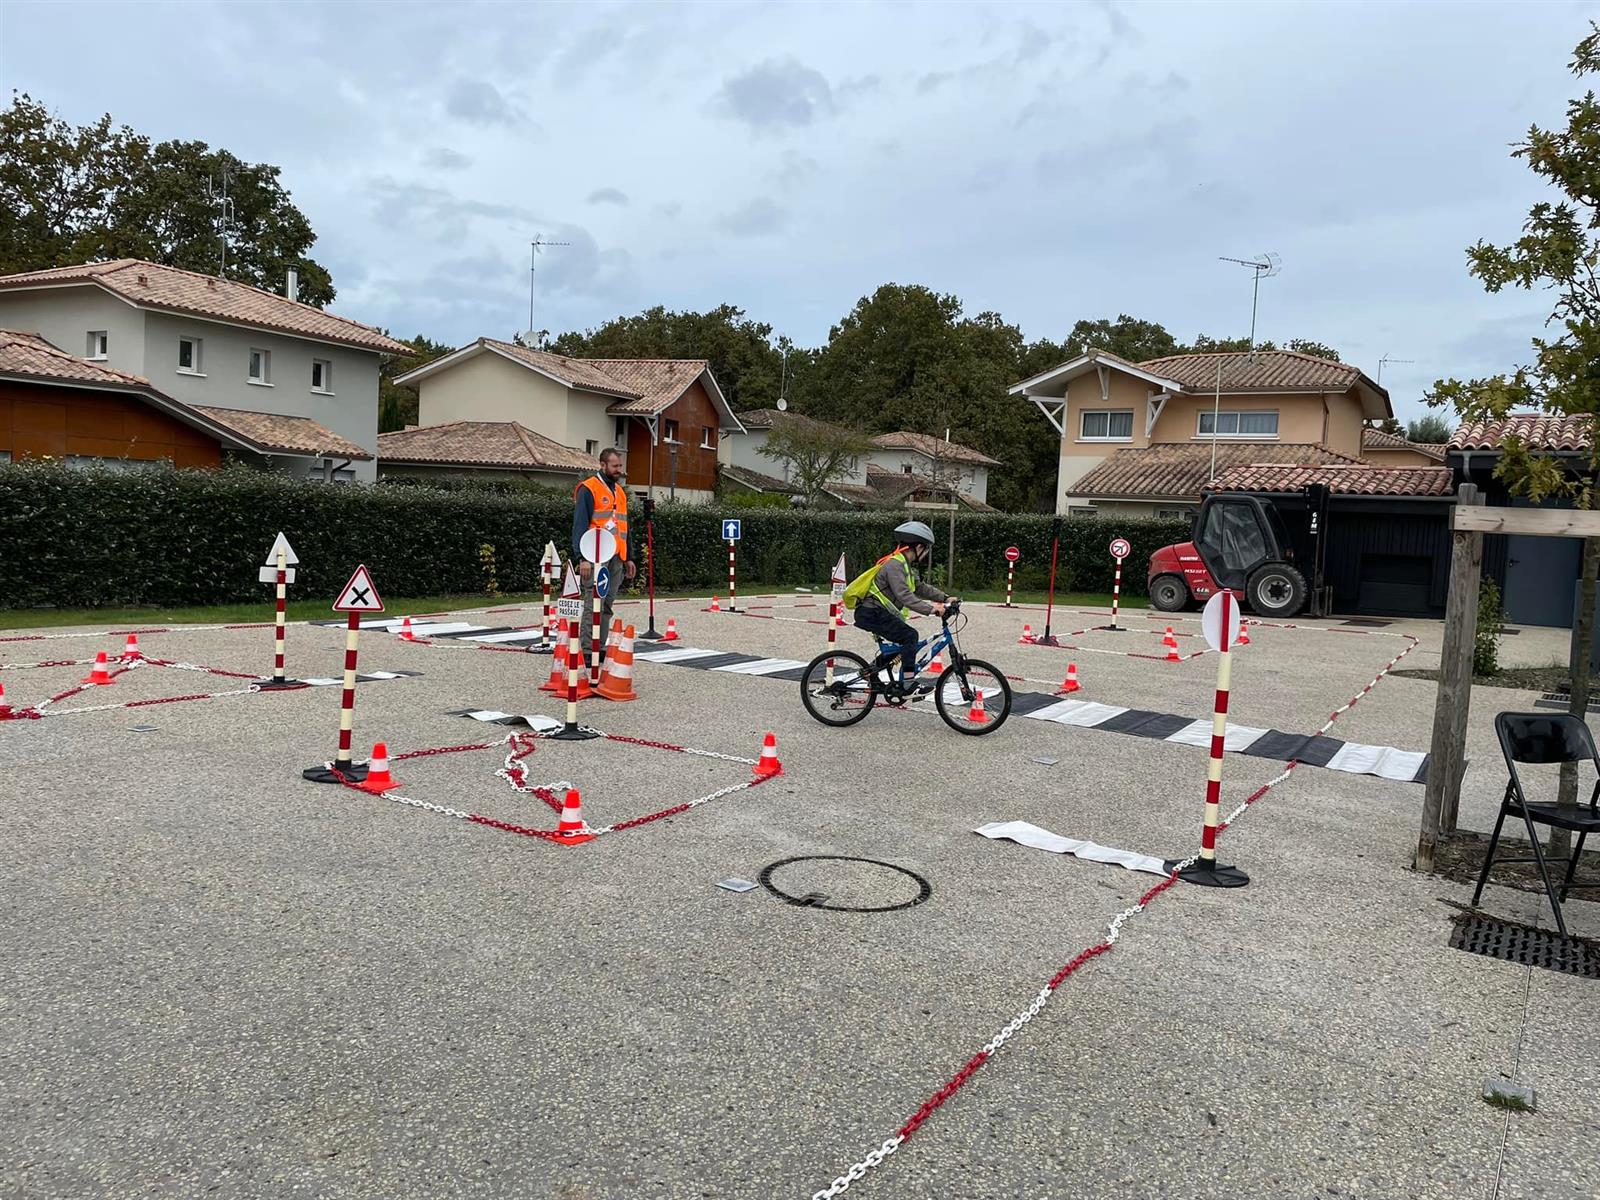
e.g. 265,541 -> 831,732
855,602 -> 919,680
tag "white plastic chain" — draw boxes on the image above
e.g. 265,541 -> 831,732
38,683 -> 260,718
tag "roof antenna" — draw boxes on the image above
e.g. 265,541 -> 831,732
1376,353 -> 1414,388
204,165 -> 235,277
1218,252 -> 1280,352
526,233 -> 571,348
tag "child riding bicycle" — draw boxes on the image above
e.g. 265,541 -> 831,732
843,520 -> 956,697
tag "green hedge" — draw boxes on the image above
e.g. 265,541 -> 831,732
0,461 -> 1190,608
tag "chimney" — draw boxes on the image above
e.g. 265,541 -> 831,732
285,268 -> 298,301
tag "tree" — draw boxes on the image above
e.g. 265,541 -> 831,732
1426,22 -> 1600,850
1061,314 -> 1181,362
1187,334 -> 1341,361
379,334 -> 454,432
548,303 -> 794,412
0,93 -> 335,304
756,415 -> 871,500
1407,413 -> 1453,444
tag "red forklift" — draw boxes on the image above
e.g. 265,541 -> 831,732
1146,485 -> 1332,618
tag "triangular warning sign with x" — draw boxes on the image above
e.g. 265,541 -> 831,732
333,564 -> 385,613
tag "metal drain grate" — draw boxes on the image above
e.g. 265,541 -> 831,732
1449,912 -> 1600,978
1534,692 -> 1600,713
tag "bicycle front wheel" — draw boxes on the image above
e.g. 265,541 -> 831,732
934,658 -> 1013,735
799,649 -> 877,728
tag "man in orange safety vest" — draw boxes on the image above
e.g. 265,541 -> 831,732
572,447 -> 635,655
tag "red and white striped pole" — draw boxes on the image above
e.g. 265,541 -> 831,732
336,610 -> 360,772
1005,559 -> 1015,607
727,539 -> 739,612
271,547 -> 289,682
589,579 -> 604,686
1110,558 -> 1123,630
1175,588 -> 1249,887
540,556 -> 554,650
553,603 -> 598,741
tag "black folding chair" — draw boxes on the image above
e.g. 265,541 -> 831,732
1472,712 -> 1600,938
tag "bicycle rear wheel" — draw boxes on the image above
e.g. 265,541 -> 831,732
933,658 -> 1012,735
799,650 -> 877,727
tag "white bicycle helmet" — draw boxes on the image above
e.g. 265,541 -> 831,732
893,520 -> 936,547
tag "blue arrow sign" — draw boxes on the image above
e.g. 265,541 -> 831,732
722,518 -> 742,541
595,566 -> 611,599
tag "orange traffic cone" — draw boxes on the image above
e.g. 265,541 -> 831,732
555,788 -> 595,845
1163,626 -> 1179,648
0,680 -> 10,718
1019,623 -> 1034,644
120,634 -> 141,660
662,617 -> 680,642
1237,620 -> 1251,646
1165,641 -> 1182,663
929,649 -> 945,673
398,615 -> 417,641
82,650 -> 114,685
967,690 -> 990,724
1060,663 -> 1081,694
357,742 -> 401,793
597,625 -> 639,702
539,620 -> 570,693
606,617 -> 623,651
753,732 -> 783,777
709,595 -> 721,612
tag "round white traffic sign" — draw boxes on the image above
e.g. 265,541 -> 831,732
1201,589 -> 1242,652
578,528 -> 618,564
1109,537 -> 1131,560
1004,546 -> 1020,563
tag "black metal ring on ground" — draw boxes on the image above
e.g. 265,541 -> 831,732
758,855 -> 933,913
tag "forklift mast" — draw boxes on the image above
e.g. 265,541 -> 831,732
1303,482 -> 1332,617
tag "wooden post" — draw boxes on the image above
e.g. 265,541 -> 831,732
1417,483 -> 1483,873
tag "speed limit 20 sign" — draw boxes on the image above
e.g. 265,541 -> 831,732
1109,537 -> 1131,560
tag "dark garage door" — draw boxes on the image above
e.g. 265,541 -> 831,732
1357,552 -> 1432,616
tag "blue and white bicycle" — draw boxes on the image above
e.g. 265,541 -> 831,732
799,599 -> 1012,735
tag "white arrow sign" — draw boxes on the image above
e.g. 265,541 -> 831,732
258,531 -> 300,583
332,564 -> 384,613
541,540 -> 560,568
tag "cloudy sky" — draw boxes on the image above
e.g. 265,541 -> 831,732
1,0 -> 1593,422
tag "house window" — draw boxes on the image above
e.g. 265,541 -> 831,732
902,462 -> 913,474
663,418 -> 679,443
86,331 -> 108,360
1197,410 -> 1278,438
701,426 -> 715,449
177,337 -> 203,374
311,359 -> 333,393
615,417 -> 630,446
1157,507 -> 1196,520
248,348 -> 272,385
309,458 -> 355,483
1080,410 -> 1134,441
1068,505 -> 1098,517
585,439 -> 600,456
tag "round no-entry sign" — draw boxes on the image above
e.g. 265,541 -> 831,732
578,528 -> 618,565
1004,546 -> 1020,563
1201,589 -> 1242,652
1109,537 -> 1131,560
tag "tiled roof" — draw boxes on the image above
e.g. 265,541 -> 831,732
1070,443 -> 1360,500
0,328 -> 155,389
377,421 -> 594,472
190,405 -> 372,460
869,430 -> 1001,466
1447,412 -> 1592,452
736,408 -> 847,435
593,359 -> 710,416
719,463 -> 799,494
1415,443 -> 1447,457
1362,426 -> 1446,461
863,464 -> 998,511
1211,463 -> 1453,497
823,482 -> 888,506
1137,350 -> 1361,393
479,340 -> 643,399
0,260 -> 412,355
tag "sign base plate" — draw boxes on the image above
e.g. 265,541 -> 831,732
256,677 -> 305,690
1168,859 -> 1250,888
303,761 -> 370,785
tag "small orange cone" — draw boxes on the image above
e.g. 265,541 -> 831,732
929,649 -> 945,673
597,625 -> 639,702
1060,663 -> 1081,694
357,742 -> 401,793
538,620 -> 570,693
120,634 -> 142,660
662,617 -> 680,641
709,595 -> 721,612
753,731 -> 783,777
1237,620 -> 1251,646
1019,623 -> 1034,644
555,788 -> 596,844
398,615 -> 417,641
0,680 -> 11,718
967,690 -> 990,724
82,650 -> 114,685
1163,626 -> 1179,648
1165,641 -> 1182,663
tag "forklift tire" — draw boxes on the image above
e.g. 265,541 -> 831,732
1149,574 -> 1190,612
1246,563 -> 1307,617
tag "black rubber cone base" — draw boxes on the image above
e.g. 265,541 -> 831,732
257,678 -> 305,690
303,761 -> 369,785
637,628 -> 665,642
550,725 -> 600,741
1168,859 -> 1250,888
1098,625 -> 1125,633
1034,634 -> 1060,647
525,644 -> 554,656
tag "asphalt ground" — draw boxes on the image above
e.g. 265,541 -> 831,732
2,597 -> 1596,1199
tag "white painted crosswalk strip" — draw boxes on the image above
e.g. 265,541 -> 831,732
1041,700 -> 1130,727
1324,741 -> 1427,781
1165,718 -> 1269,752
974,821 -> 1168,876
713,658 -> 807,675
633,647 -> 724,663
462,630 -> 544,643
